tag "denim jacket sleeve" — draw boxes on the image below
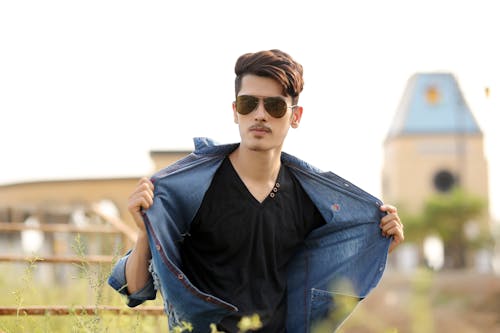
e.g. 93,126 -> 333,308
107,250 -> 157,307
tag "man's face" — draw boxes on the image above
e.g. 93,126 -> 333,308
233,74 -> 302,153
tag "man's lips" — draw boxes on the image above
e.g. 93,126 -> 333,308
249,125 -> 271,133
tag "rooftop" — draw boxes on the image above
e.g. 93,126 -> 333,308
386,72 -> 482,140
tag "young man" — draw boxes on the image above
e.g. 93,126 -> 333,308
108,49 -> 404,332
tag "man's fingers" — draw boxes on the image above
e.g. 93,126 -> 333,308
130,178 -> 154,196
379,204 -> 404,252
380,204 -> 398,214
128,177 -> 155,213
381,217 -> 400,231
129,195 -> 153,211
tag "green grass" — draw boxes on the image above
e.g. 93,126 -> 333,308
0,259 -> 167,333
0,234 -> 167,333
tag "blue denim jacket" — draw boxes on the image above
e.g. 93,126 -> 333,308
108,137 -> 390,332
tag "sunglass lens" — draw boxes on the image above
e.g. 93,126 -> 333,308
236,95 -> 259,115
264,97 -> 287,118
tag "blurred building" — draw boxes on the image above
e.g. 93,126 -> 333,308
382,72 -> 489,214
0,149 -> 192,286
382,72 -> 491,271
0,150 -> 190,225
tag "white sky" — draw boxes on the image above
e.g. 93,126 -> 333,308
1,0 -> 499,220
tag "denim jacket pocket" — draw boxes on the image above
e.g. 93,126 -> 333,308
309,288 -> 361,332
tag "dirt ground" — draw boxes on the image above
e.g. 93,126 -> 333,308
338,269 -> 500,333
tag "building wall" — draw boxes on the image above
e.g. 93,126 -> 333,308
0,151 -> 190,227
0,178 -> 139,225
382,133 -> 489,215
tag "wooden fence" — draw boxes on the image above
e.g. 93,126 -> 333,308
0,306 -> 164,316
0,206 -> 163,317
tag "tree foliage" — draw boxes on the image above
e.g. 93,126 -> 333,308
400,187 -> 489,268
420,188 -> 486,242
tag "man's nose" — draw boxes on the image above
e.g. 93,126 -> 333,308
253,100 -> 268,119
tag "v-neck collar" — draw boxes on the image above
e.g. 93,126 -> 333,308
225,157 -> 284,206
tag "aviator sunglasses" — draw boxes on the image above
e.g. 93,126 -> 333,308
235,95 -> 298,118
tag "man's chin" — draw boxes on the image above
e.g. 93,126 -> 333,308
241,136 -> 281,152
243,140 -> 269,152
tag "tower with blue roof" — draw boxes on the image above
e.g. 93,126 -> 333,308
382,72 -> 489,215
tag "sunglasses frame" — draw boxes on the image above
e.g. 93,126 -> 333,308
235,95 -> 298,118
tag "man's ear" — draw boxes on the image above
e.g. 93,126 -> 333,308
291,106 -> 303,128
232,102 -> 239,124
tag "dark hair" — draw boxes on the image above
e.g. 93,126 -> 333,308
234,49 -> 304,105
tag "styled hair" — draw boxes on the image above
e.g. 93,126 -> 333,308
234,49 -> 304,105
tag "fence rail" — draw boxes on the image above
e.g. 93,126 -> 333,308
0,222 -> 120,234
0,208 -> 148,320
0,305 -> 164,316
91,205 -> 137,243
0,254 -> 114,264
0,205 -> 136,265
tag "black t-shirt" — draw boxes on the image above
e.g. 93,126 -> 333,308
181,157 -> 325,332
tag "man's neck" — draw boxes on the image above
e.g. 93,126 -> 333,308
229,146 -> 282,183
228,146 -> 282,203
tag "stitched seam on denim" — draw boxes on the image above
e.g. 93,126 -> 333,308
144,213 -> 237,312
